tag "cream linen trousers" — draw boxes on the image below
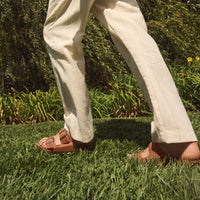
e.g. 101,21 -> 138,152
43,0 -> 197,143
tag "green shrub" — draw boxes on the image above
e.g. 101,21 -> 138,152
1,58 -> 199,124
0,0 -> 53,94
83,15 -> 129,90
169,56 -> 200,111
0,0 -> 200,94
0,87 -> 63,124
138,0 -> 200,64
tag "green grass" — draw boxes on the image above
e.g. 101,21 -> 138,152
1,113 -> 200,199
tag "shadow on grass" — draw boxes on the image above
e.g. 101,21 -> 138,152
94,118 -> 152,147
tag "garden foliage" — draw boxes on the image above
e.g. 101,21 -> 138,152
0,0 -> 199,124
0,0 -> 52,94
0,57 -> 199,124
0,0 -> 200,93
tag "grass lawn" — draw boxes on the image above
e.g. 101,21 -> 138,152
1,112 -> 200,199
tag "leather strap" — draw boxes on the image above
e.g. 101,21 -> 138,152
54,134 -> 61,146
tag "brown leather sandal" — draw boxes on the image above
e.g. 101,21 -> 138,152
36,128 -> 95,153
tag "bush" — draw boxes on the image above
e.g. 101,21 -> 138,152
0,0 -> 200,95
83,15 -> 129,90
138,0 -> 200,64
170,56 -> 200,111
1,57 -> 199,124
0,87 -> 63,124
0,0 -> 53,94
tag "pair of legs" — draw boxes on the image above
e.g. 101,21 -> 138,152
38,0 -> 200,161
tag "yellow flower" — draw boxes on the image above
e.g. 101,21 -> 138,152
195,56 -> 200,61
187,57 -> 193,62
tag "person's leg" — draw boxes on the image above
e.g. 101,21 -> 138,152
37,0 -> 96,151
91,0 -> 200,160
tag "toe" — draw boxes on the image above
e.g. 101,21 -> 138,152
39,137 -> 48,146
128,154 -> 132,159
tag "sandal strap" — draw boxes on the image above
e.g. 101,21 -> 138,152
54,134 -> 61,146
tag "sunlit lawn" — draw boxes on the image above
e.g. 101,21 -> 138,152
1,113 -> 200,199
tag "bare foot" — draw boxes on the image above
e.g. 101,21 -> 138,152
129,142 -> 200,164
158,142 -> 200,160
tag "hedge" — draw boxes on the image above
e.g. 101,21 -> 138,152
0,0 -> 200,93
